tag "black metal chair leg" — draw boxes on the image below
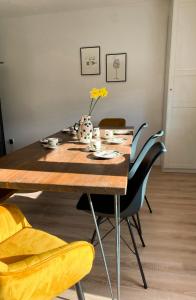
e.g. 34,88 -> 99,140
126,218 -> 148,289
75,282 -> 85,300
145,195 -> 152,213
131,216 -> 146,247
90,216 -> 102,244
136,213 -> 142,235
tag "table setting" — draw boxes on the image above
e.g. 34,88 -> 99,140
60,126 -> 127,159
39,87 -> 131,161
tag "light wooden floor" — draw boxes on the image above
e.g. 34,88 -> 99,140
8,167 -> 196,300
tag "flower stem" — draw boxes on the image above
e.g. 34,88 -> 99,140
89,97 -> 100,115
89,99 -> 93,115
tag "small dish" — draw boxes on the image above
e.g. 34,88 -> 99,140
113,129 -> 132,135
105,138 -> 126,144
93,150 -> 121,159
40,138 -> 62,144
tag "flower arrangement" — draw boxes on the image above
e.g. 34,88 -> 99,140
88,87 -> 108,115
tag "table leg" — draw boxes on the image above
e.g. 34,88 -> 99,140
114,194 -> 121,300
75,282 -> 85,300
87,194 -> 114,300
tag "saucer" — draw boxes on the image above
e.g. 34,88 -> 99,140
113,129 -> 132,135
102,136 -> 114,140
43,144 -> 58,149
93,150 -> 121,159
105,138 -> 126,144
40,138 -> 49,144
40,138 -> 62,144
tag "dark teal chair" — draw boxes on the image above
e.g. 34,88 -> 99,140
129,130 -> 164,213
130,122 -> 148,161
77,142 -> 166,289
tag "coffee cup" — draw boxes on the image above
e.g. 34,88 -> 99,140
104,129 -> 113,139
93,127 -> 100,139
90,139 -> 101,151
47,137 -> 59,147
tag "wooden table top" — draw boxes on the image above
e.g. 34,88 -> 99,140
0,130 -> 133,195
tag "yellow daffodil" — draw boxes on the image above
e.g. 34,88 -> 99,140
88,87 -> 109,115
89,87 -> 108,99
90,88 -> 100,100
99,87 -> 108,98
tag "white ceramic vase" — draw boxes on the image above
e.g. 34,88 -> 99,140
78,115 -> 93,144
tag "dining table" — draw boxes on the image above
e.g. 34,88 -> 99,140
0,127 -> 133,300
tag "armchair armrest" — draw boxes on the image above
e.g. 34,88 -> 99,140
7,241 -> 95,275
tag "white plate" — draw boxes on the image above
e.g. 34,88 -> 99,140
40,138 -> 48,144
61,128 -> 70,133
105,138 -> 126,144
62,128 -> 77,136
113,129 -> 132,135
93,150 -> 121,159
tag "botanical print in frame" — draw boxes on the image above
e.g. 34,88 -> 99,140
80,46 -> 101,75
106,53 -> 127,82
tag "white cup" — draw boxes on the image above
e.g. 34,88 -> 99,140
104,129 -> 113,139
93,127 -> 100,139
90,139 -> 102,151
47,137 -> 59,147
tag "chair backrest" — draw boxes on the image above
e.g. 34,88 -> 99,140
99,118 -> 126,128
0,204 -> 30,243
121,142 -> 166,217
129,130 -> 164,179
130,122 -> 148,161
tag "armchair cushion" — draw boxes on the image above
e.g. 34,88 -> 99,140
0,204 -> 94,300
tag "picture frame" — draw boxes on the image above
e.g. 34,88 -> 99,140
106,53 -> 127,82
80,46 -> 101,75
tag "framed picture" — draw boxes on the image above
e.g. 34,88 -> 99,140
106,53 -> 127,82
80,46 -> 101,75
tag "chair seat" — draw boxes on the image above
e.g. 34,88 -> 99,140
0,226 -> 94,300
77,173 -> 144,218
77,180 -> 135,217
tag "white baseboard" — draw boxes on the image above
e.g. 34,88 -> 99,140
162,167 -> 196,174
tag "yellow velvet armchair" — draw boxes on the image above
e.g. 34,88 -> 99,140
0,202 -> 95,300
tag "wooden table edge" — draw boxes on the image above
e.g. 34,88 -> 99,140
0,182 -> 127,195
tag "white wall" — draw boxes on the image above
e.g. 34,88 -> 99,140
0,0 -> 169,152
